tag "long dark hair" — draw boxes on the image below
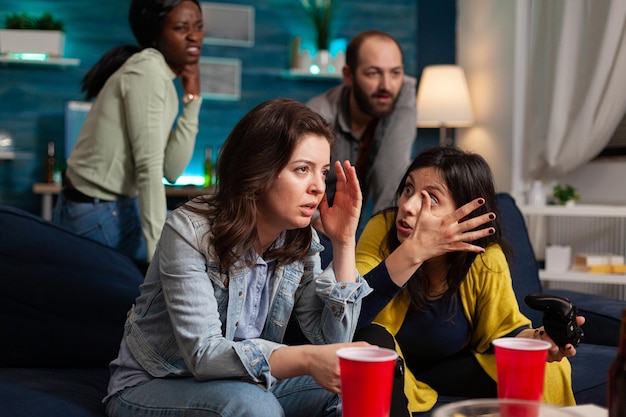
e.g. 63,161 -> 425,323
382,146 -> 509,312
189,98 -> 335,271
81,0 -> 201,99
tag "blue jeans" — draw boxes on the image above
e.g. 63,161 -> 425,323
105,375 -> 340,417
52,191 -> 147,262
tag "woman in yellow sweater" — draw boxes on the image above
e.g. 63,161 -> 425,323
355,147 -> 583,416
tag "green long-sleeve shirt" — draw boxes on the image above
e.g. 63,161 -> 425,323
66,48 -> 202,261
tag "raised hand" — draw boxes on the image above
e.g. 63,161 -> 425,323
318,160 -> 362,246
180,63 -> 200,97
385,192 -> 496,287
317,160 -> 362,281
404,192 -> 495,261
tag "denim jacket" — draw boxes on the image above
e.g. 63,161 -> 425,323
123,201 -> 371,389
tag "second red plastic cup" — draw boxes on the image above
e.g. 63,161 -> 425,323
337,346 -> 398,417
492,337 -> 552,417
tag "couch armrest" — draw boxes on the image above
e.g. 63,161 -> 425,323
0,205 -> 144,367
545,289 -> 624,347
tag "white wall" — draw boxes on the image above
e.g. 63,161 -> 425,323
455,0 -> 516,194
455,0 -> 626,205
560,159 -> 626,204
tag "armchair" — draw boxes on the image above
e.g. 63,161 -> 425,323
494,193 -> 621,406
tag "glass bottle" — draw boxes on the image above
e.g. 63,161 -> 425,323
212,147 -> 220,186
203,147 -> 212,188
608,307 -> 626,416
45,141 -> 55,183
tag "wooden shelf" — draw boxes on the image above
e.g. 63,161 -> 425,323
0,56 -> 80,67
281,69 -> 342,81
519,203 -> 626,217
32,182 -> 61,194
0,151 -> 15,160
164,185 -> 215,197
539,269 -> 626,285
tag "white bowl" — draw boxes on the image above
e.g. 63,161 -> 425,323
432,399 -> 578,417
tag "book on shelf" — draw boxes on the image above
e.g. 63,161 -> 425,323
571,264 -> 626,274
572,252 -> 626,274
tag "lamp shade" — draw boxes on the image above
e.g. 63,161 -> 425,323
416,65 -> 474,128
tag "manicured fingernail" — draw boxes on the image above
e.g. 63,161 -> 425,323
478,198 -> 485,205
488,228 -> 495,234
489,214 -> 495,220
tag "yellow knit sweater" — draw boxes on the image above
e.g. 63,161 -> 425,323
356,212 -> 576,414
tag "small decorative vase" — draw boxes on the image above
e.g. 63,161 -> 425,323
316,49 -> 330,74
528,180 -> 545,206
298,50 -> 312,72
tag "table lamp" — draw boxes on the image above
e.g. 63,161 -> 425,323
416,65 -> 474,146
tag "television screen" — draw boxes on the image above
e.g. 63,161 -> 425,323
64,101 -> 92,161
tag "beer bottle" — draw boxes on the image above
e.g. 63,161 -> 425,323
608,308 -> 626,416
45,141 -> 55,183
203,147 -> 212,188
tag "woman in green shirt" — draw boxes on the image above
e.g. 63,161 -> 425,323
53,0 -> 204,265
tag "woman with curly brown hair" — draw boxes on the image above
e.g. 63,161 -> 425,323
104,98 -> 371,417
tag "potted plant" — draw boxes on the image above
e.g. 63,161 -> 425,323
300,0 -> 333,52
0,12 -> 66,58
299,0 -> 335,73
552,184 -> 580,206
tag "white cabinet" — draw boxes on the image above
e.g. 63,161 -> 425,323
518,203 -> 626,286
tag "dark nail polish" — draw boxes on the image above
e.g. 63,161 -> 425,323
489,213 -> 495,220
540,330 -> 545,336
489,228 -> 495,234
478,198 -> 485,205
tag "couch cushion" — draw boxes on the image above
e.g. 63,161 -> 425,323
0,368 -> 108,417
568,343 -> 614,406
496,193 -> 543,325
0,205 -> 144,367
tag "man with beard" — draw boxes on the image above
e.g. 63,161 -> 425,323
307,30 -> 417,217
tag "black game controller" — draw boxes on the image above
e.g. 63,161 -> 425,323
524,293 -> 584,348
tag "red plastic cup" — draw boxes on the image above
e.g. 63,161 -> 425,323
492,338 -> 552,417
337,347 -> 398,417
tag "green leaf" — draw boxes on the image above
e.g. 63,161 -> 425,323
4,12 -> 64,31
